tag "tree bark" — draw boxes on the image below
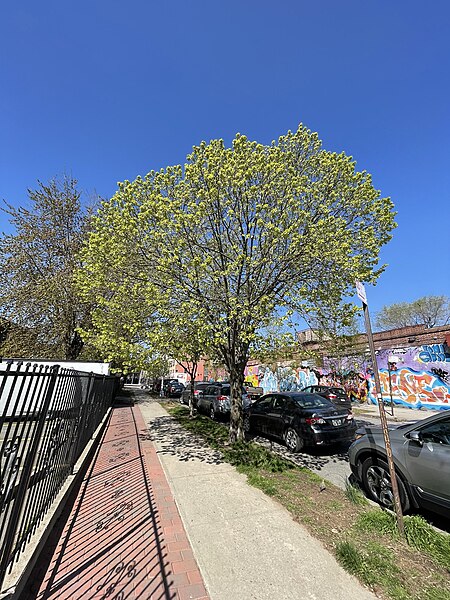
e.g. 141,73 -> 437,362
189,370 -> 196,417
229,366 -> 245,443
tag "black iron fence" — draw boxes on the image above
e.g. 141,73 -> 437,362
0,361 -> 118,589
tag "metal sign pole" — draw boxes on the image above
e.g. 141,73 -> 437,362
357,283 -> 405,536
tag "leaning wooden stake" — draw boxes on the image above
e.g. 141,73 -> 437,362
356,282 -> 405,537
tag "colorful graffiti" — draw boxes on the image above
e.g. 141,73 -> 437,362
370,345 -> 450,410
244,364 -> 318,394
320,371 -> 370,403
418,343 -> 450,363
244,342 -> 450,411
368,367 -> 450,410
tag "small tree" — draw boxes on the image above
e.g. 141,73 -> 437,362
376,296 -> 450,330
79,125 -> 396,442
0,176 -> 94,359
150,303 -> 213,416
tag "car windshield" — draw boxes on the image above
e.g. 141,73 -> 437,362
293,394 -> 332,409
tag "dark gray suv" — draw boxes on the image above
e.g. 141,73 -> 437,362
197,382 -> 250,420
348,412 -> 450,517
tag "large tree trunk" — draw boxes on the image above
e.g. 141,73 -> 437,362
229,366 -> 245,443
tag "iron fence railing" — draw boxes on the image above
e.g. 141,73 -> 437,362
0,361 -> 118,589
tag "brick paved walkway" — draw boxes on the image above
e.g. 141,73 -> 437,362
23,405 -> 208,600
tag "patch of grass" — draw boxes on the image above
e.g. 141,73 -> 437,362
344,479 -> 368,506
168,405 -> 228,448
245,471 -> 278,496
335,541 -> 366,577
303,470 -> 323,484
356,509 -> 398,536
404,515 -> 450,571
327,500 -> 344,511
356,510 -> 450,571
422,586 -> 450,600
168,405 -> 295,472
336,540 -> 409,599
223,441 -> 296,472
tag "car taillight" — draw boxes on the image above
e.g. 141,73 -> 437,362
306,416 -> 325,425
217,395 -> 228,402
194,390 -> 199,395
328,394 -> 337,399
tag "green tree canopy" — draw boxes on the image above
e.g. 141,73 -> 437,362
376,295 -> 450,330
79,124 -> 396,440
0,176 -> 95,360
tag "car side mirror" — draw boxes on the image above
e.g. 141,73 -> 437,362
408,430 -> 423,446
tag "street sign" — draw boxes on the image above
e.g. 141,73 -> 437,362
356,281 -> 367,304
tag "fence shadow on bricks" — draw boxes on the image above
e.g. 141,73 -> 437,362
22,406 -> 179,600
0,361 -> 118,591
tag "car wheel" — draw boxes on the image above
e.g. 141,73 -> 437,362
361,457 -> 410,512
209,405 -> 216,420
243,414 -> 251,434
284,427 -> 303,453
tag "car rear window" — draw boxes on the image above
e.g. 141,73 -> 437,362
329,387 -> 347,396
293,394 -> 333,409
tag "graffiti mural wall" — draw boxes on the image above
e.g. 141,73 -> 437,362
370,344 -> 450,410
244,363 -> 318,394
244,343 -> 450,411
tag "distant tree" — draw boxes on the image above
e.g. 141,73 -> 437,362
376,296 -> 450,330
304,305 -> 363,373
0,176 -> 95,360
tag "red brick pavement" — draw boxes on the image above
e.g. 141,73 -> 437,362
22,405 -> 209,600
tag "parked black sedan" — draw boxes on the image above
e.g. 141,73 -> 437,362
244,392 -> 356,452
165,381 -> 184,398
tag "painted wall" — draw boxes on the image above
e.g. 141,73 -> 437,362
243,343 -> 450,411
244,363 -> 318,394
368,344 -> 450,411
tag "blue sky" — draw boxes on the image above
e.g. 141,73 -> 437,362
1,0 -> 449,317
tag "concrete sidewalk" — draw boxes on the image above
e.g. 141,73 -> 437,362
138,400 -> 376,600
353,402 -> 444,423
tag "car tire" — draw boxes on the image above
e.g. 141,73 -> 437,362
209,405 -> 216,420
361,456 -> 410,512
284,427 -> 303,453
243,414 -> 251,434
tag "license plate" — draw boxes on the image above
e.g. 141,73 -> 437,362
332,419 -> 342,426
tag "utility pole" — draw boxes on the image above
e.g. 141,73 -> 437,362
356,282 -> 405,536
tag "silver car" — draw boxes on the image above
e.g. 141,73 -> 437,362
197,382 -> 250,420
348,411 -> 450,517
180,381 -> 210,407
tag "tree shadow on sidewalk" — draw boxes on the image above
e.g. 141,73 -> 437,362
140,415 -> 225,466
